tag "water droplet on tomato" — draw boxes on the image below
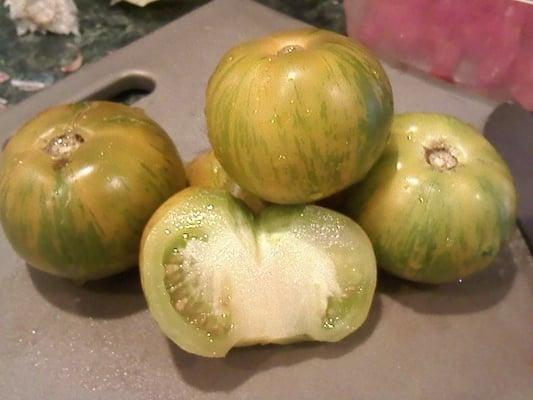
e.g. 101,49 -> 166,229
164,229 -> 171,235
306,109 -> 311,114
407,135 -> 412,141
417,196 -> 425,203
278,44 -> 303,55
206,204 -> 214,210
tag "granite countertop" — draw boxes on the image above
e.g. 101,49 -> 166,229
0,0 -> 345,108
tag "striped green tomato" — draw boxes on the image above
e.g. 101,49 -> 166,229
343,113 -> 517,284
0,102 -> 186,283
140,187 -> 376,357
206,28 -> 393,204
186,150 -> 266,213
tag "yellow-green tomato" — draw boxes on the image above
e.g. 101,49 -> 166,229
343,113 -> 517,284
0,102 -> 186,283
186,150 -> 266,213
140,187 -> 377,357
206,28 -> 393,204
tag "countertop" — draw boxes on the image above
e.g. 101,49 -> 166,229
0,0 -> 344,107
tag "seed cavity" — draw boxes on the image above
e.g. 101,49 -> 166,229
342,285 -> 357,298
323,317 -> 335,329
321,283 -> 364,329
163,246 -> 232,338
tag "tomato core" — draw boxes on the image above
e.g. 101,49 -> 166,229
44,133 -> 84,159
277,44 -> 304,55
424,145 -> 458,171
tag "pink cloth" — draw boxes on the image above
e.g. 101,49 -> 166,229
345,0 -> 533,110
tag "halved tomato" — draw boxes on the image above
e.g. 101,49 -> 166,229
140,187 -> 377,357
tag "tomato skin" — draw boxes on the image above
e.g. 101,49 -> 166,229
0,102 -> 186,283
343,113 -> 517,284
206,28 -> 393,204
186,150 -> 266,213
140,187 -> 377,357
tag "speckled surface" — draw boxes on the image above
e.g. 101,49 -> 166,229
0,0 -> 344,107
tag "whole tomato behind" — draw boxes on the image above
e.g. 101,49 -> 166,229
0,102 -> 187,283
343,113 -> 517,284
186,150 -> 266,213
206,28 -> 393,204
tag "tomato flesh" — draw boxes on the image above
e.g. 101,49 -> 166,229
140,187 -> 377,357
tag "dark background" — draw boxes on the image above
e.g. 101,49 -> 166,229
0,0 -> 345,106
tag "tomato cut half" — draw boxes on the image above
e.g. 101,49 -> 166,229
140,187 -> 377,357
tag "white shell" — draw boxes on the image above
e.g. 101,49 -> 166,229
5,0 -> 79,36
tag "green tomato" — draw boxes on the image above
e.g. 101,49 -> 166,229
140,187 -> 376,357
0,102 -> 186,283
206,28 -> 393,204
186,149 -> 266,213
343,113 -> 517,284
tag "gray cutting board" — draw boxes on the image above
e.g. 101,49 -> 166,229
0,1 -> 532,399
